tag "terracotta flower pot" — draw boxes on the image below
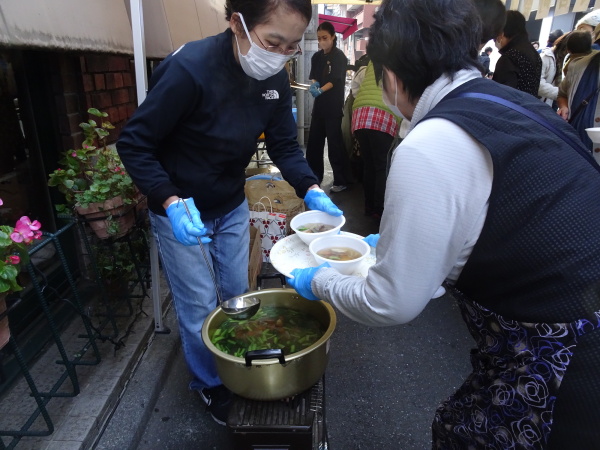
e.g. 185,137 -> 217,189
76,196 -> 135,239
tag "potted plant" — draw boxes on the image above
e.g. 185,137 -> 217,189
92,230 -> 147,300
0,197 -> 43,348
48,108 -> 138,239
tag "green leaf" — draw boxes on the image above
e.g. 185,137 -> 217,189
96,129 -> 109,138
0,264 -> 19,282
87,108 -> 106,117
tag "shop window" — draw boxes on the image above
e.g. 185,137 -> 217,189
0,55 -> 30,226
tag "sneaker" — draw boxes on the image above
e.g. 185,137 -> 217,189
199,385 -> 232,426
330,185 -> 347,193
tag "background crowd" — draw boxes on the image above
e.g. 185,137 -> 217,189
334,6 -> 600,224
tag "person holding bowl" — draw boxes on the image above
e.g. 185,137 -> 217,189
287,0 -> 600,447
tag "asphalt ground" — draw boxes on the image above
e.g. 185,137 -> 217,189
95,158 -> 474,450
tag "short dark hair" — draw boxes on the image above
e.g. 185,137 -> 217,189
548,29 -> 564,46
485,46 -> 493,53
567,30 -> 592,54
317,21 -> 338,47
472,0 -> 506,45
503,10 -> 528,39
225,0 -> 312,30
367,0 -> 481,103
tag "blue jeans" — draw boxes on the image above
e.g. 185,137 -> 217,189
150,200 -> 250,390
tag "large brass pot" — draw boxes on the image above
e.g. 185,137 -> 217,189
201,288 -> 336,401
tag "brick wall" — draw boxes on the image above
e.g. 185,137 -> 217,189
52,53 -> 138,152
80,54 -> 138,144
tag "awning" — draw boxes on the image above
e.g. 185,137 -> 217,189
136,0 -> 229,59
318,14 -> 358,40
0,0 -> 228,58
0,0 -> 134,53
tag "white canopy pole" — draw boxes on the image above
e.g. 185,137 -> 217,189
131,0 -> 147,104
129,0 -> 169,334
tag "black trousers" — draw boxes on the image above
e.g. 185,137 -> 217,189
306,115 -> 350,186
354,128 -> 394,215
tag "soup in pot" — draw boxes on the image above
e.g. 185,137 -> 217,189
210,306 -> 325,357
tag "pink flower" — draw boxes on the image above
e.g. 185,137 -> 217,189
7,255 -> 20,265
19,216 -> 41,231
71,152 -> 77,157
11,220 -> 34,243
0,197 -> 3,206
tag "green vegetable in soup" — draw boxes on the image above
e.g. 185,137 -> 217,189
296,222 -> 335,233
210,306 -> 325,358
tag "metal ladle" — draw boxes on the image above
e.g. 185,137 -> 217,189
180,201 -> 261,320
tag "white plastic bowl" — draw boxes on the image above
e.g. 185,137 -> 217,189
290,210 -> 345,245
586,127 -> 600,143
309,234 -> 370,275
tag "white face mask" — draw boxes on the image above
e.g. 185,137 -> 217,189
382,71 -> 406,120
235,12 -> 290,81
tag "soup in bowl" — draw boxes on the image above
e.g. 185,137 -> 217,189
309,234 -> 370,275
290,210 -> 345,245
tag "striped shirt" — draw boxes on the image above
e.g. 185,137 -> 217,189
351,106 -> 400,136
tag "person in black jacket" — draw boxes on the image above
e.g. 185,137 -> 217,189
116,0 -> 342,426
478,46 -> 493,76
306,21 -> 352,193
492,10 -> 542,96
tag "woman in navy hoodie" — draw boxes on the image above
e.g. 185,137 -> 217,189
117,0 -> 341,426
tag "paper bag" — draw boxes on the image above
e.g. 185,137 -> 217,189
249,197 -> 287,263
245,179 -> 304,235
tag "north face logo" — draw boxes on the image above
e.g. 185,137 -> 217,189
262,90 -> 279,100
172,44 -> 185,56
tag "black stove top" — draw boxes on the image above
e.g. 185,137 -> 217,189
227,378 -> 327,449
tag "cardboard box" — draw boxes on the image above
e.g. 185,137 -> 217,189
245,167 -> 272,178
248,226 -> 262,290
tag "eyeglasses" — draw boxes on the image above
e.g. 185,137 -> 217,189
253,32 -> 302,56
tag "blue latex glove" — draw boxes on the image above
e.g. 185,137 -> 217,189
286,263 -> 330,300
309,82 -> 322,98
165,198 -> 211,246
363,234 -> 380,248
304,188 -> 343,216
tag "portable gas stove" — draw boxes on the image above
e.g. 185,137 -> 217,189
227,377 -> 327,449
